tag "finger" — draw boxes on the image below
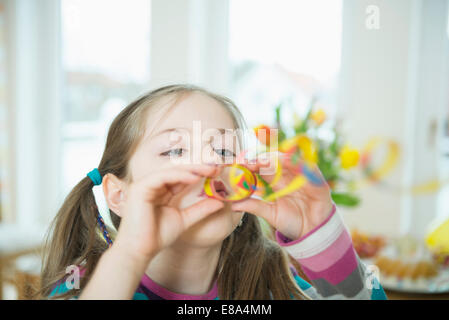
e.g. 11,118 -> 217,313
180,198 -> 225,229
282,158 -> 326,186
141,163 -> 221,189
168,183 -> 191,196
138,170 -> 202,201
138,165 -> 223,203
167,178 -> 203,198
160,183 -> 192,204
154,164 -> 222,194
245,152 -> 288,183
231,198 -> 275,226
163,163 -> 222,178
158,186 -> 174,204
243,154 -> 276,172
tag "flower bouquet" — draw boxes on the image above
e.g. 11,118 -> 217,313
254,100 -> 361,208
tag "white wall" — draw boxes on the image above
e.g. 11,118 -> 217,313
405,0 -> 449,238
338,0 -> 449,238
150,0 -> 230,95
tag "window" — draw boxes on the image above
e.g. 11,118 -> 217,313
0,2 -> 8,221
60,0 -> 151,195
436,13 -> 449,222
228,0 -> 342,129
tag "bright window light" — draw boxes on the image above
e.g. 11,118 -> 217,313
229,0 -> 342,127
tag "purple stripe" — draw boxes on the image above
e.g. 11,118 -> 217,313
137,284 -> 165,300
139,273 -> 218,300
297,230 -> 352,272
300,245 -> 359,285
289,265 -> 299,277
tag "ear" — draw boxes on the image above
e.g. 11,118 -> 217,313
102,173 -> 126,217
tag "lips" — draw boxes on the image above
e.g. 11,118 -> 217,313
213,180 -> 229,198
198,177 -> 231,201
199,180 -> 229,199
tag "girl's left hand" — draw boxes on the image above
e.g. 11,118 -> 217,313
231,154 -> 334,241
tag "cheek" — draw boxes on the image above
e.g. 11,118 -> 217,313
128,150 -> 165,182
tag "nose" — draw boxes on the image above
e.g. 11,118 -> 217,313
200,146 -> 227,165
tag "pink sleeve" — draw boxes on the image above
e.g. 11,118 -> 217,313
275,205 -> 371,298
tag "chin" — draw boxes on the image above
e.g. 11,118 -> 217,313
179,205 -> 242,247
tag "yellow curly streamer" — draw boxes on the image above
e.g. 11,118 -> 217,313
263,175 -> 308,202
362,138 -> 400,182
426,218 -> 449,254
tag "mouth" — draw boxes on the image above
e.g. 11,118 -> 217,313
198,180 -> 230,199
213,180 -> 229,198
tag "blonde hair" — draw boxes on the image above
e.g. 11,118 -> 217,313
38,84 -> 310,299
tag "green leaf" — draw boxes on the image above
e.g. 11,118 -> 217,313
329,134 -> 341,156
278,128 -> 286,143
331,192 -> 360,207
294,97 -> 317,134
275,103 -> 282,126
317,146 -> 340,182
295,121 -> 307,134
256,173 -> 274,198
296,111 -> 311,133
274,103 -> 287,143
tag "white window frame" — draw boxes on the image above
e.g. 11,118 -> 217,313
4,0 -> 230,226
5,0 -> 62,226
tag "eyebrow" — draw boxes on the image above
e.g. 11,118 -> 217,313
153,128 -> 188,137
153,127 -> 233,137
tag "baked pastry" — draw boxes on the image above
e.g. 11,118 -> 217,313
376,256 -> 438,279
351,229 -> 386,258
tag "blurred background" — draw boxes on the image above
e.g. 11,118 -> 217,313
0,0 -> 448,299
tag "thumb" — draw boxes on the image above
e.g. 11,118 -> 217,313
180,198 -> 225,229
231,198 -> 275,225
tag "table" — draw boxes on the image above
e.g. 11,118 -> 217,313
385,289 -> 449,300
0,224 -> 46,299
0,248 -> 41,299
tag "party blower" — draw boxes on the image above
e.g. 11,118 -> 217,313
202,151 -> 325,203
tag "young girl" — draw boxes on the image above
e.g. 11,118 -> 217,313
40,84 -> 387,300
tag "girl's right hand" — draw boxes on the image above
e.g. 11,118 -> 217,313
111,164 -> 224,265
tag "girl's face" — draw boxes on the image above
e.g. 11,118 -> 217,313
128,92 -> 244,247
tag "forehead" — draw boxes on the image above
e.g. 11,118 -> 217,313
147,92 -> 236,135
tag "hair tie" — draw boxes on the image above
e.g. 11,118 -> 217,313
87,168 -> 102,186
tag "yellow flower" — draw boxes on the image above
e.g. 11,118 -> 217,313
279,136 -> 298,153
297,135 -> 318,164
311,109 -> 326,125
278,135 -> 318,164
340,145 -> 360,170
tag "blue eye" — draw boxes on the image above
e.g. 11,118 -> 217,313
215,149 -> 235,158
161,148 -> 185,157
